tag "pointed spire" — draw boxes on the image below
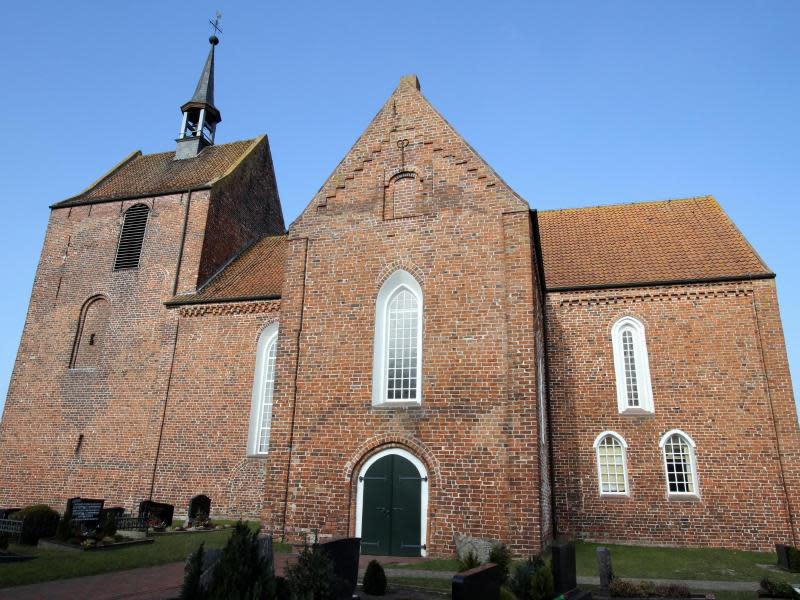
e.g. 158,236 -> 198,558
175,35 -> 223,160
189,37 -> 218,109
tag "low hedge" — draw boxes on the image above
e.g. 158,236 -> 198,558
12,504 -> 60,545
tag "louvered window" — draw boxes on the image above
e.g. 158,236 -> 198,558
114,204 -> 149,270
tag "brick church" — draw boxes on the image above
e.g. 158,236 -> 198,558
1,36 -> 798,557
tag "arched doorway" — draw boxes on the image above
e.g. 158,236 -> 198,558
355,448 -> 428,557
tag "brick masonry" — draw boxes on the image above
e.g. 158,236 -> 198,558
0,76 -> 797,556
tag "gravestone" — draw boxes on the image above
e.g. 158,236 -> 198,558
188,495 -> 211,526
597,546 -> 614,596
452,563 -> 502,600
319,537 -> 361,599
455,533 -> 500,563
776,544 -> 790,570
552,540 -> 578,596
138,500 -> 174,527
67,497 -> 104,527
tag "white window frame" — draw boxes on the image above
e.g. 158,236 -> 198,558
354,447 -> 429,557
247,323 -> 279,456
372,270 -> 423,407
659,429 -> 700,498
592,431 -> 630,496
611,316 -> 654,414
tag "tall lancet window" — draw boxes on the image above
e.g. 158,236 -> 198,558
372,270 -> 423,406
248,323 -> 278,455
611,316 -> 654,414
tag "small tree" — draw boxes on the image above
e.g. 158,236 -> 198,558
489,543 -> 513,583
206,521 -> 275,600
285,544 -> 348,600
180,542 -> 205,600
362,559 -> 387,596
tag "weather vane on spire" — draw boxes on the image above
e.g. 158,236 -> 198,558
208,11 -> 222,45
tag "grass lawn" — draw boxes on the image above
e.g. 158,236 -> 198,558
575,540 -> 798,584
0,524 -> 292,589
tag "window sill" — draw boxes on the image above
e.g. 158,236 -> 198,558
372,401 -> 422,410
599,493 -> 630,499
246,453 -> 270,460
618,407 -> 654,417
666,493 -> 700,502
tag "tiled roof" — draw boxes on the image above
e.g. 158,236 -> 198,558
168,234 -> 287,305
53,139 -> 258,207
537,196 -> 772,290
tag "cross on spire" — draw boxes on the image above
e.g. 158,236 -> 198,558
209,11 -> 223,37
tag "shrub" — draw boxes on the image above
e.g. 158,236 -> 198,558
206,521 -> 275,600
458,549 -> 482,572
499,586 -> 517,600
285,544 -> 348,600
761,578 -> 800,599
363,559 -> 387,595
489,543 -> 513,583
275,576 -> 291,600
788,546 -> 800,573
510,556 -> 551,600
13,504 -> 60,545
180,542 -> 204,600
610,579 -> 645,598
0,533 -> 9,550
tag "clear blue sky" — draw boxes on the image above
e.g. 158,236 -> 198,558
1,2 -> 798,419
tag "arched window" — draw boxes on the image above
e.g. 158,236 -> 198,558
247,323 -> 278,455
611,316 -> 654,413
114,204 -> 150,270
593,432 -> 629,495
372,270 -> 423,406
659,429 -> 699,496
70,296 -> 111,369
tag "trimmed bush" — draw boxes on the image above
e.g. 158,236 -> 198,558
286,544 -> 348,600
363,559 -> 387,595
458,549 -> 482,572
12,504 -> 60,545
654,583 -> 690,598
760,578 -> 800,599
489,543 -> 513,583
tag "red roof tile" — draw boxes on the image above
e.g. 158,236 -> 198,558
537,196 -> 771,290
53,139 -> 258,207
168,234 -> 287,304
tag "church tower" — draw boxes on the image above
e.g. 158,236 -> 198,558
175,34 -> 222,160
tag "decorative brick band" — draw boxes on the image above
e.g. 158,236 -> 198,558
179,300 -> 281,317
550,281 -> 754,308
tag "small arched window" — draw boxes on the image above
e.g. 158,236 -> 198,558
248,323 -> 278,455
659,429 -> 699,496
593,432 -> 629,495
71,296 -> 111,369
114,204 -> 150,270
611,316 -> 654,413
372,270 -> 423,406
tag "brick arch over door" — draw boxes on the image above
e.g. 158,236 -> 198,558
344,436 -> 440,542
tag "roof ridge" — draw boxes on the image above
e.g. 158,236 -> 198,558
537,195 -> 715,214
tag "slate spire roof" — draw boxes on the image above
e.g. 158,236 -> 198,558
184,40 -> 218,113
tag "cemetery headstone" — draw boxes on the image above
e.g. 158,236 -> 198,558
452,563 -> 502,600
319,537 -> 361,600
67,497 -> 104,526
188,494 -> 212,526
552,540 -> 578,595
597,546 -> 614,596
138,500 -> 174,527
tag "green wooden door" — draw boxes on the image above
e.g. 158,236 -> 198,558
361,454 -> 423,556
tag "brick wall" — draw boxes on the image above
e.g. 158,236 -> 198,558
261,78 -> 548,556
547,279 -> 800,550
